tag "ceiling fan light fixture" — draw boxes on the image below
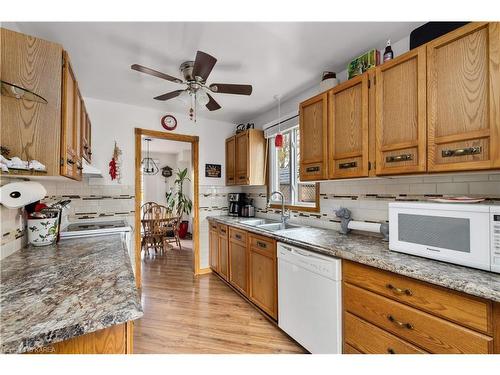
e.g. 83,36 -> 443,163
196,89 -> 210,106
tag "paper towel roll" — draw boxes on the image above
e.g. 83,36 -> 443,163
0,181 -> 47,209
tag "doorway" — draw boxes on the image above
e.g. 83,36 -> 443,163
134,128 -> 200,288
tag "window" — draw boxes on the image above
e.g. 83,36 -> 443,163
269,126 -> 318,210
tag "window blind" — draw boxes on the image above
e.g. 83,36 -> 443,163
263,113 -> 299,139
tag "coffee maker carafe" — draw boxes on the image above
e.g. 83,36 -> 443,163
228,193 -> 246,217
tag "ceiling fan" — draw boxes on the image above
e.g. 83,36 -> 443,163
131,51 -> 252,121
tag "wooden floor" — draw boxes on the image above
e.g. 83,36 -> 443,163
134,240 -> 306,354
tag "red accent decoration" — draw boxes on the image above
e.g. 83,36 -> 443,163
161,115 -> 178,131
109,158 -> 117,180
275,133 -> 283,148
178,221 -> 189,239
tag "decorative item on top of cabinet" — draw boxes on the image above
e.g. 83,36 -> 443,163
328,74 -> 369,179
0,28 -> 62,176
60,51 -> 82,180
225,129 -> 266,186
375,47 -> 427,175
427,22 -> 500,172
299,92 -> 328,181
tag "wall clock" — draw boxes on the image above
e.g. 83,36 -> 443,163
161,114 -> 177,131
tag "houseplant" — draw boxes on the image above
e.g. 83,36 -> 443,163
166,168 -> 192,239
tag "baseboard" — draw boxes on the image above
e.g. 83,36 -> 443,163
196,267 -> 212,275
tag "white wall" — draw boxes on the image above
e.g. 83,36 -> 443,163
248,36 -> 410,129
85,97 -> 235,187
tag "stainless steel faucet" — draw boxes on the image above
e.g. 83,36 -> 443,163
268,191 -> 290,224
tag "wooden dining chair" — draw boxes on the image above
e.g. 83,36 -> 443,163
163,215 -> 182,250
141,204 -> 171,254
140,202 -> 158,254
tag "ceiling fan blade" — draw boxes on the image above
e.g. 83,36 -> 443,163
192,51 -> 217,81
131,64 -> 183,84
209,83 -> 252,95
206,93 -> 221,111
154,90 -> 185,101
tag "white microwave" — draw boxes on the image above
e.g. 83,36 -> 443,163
389,202 -> 500,273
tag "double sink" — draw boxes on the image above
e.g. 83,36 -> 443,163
238,218 -> 304,232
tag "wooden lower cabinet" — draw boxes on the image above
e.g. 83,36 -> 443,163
248,234 -> 277,320
218,224 -> 229,280
30,322 -> 133,354
209,223 -> 219,272
228,228 -> 249,295
342,260 -> 498,354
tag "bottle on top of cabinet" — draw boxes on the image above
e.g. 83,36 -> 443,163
383,40 -> 394,62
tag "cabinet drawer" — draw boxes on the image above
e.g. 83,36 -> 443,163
235,173 -> 249,184
248,234 -> 275,256
343,343 -> 363,354
344,283 -> 493,353
229,227 -> 247,244
209,222 -> 218,231
218,224 -> 228,236
343,261 -> 491,333
300,162 -> 325,181
344,312 -> 426,354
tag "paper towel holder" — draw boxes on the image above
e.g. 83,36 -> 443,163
0,181 -> 47,209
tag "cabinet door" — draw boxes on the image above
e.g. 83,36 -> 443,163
225,136 -> 236,185
427,22 -> 500,171
235,132 -> 249,184
209,229 -> 219,272
229,239 -> 248,295
81,103 -> 91,163
74,89 -> 83,181
219,231 -> 229,280
328,74 -> 369,179
299,92 -> 328,181
86,117 -> 92,162
248,235 -> 277,319
375,47 -> 427,175
61,51 -> 78,179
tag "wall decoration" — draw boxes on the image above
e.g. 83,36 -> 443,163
161,114 -> 177,131
161,166 -> 173,178
205,164 -> 221,178
109,141 -> 123,182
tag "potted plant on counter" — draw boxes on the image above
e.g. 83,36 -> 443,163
166,168 -> 192,239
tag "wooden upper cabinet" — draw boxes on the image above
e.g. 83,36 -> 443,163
235,132 -> 249,183
225,129 -> 265,186
81,102 -> 92,163
328,74 -> 369,179
427,22 -> 500,172
375,47 -> 427,175
299,92 -> 328,181
0,28 -> 62,176
60,51 -> 78,179
225,136 -> 236,185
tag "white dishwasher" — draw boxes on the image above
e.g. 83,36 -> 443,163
277,242 -> 342,354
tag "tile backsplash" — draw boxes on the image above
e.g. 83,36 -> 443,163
243,172 -> 500,232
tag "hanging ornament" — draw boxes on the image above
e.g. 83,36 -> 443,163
141,138 -> 159,175
109,141 -> 123,182
274,94 -> 283,148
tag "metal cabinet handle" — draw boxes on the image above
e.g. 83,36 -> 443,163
256,241 -> 267,249
77,166 -> 83,170
67,159 -> 75,165
235,234 -> 242,240
339,161 -> 357,169
238,176 -> 246,180
386,283 -> 413,296
88,151 -> 92,156
386,154 -> 413,163
442,146 -> 481,158
387,315 -> 414,330
306,166 -> 320,172
83,145 -> 89,150
387,348 -> 396,354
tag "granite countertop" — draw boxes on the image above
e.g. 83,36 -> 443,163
0,234 -> 143,354
208,216 -> 500,303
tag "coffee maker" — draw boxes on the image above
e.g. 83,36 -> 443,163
228,193 -> 246,217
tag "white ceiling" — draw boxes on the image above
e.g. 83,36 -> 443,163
14,22 -> 423,123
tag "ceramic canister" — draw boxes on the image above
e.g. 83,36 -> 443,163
27,213 -> 59,247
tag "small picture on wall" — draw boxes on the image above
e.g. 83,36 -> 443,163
205,164 -> 221,178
